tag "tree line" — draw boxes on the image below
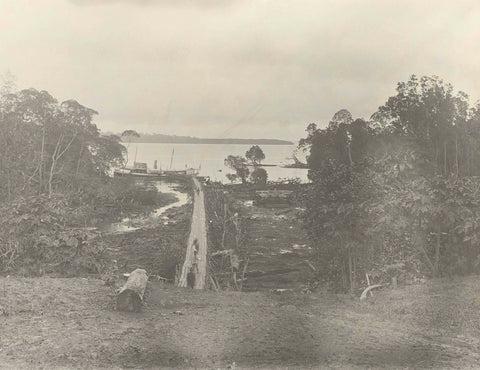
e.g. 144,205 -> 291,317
0,88 -> 125,200
301,75 -> 480,291
0,84 -> 158,275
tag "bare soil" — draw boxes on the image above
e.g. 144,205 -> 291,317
2,276 -> 480,369
2,183 -> 480,368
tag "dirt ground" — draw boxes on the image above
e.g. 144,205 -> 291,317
2,276 -> 480,369
3,184 -> 480,368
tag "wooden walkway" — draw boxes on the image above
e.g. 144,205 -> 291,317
177,177 -> 208,289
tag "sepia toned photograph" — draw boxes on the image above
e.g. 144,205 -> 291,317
1,1 -> 480,368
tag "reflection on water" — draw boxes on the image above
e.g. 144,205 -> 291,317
105,181 -> 190,234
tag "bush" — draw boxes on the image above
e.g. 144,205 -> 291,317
0,195 -> 112,276
250,168 -> 268,186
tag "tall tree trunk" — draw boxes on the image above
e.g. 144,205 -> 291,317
434,230 -> 441,276
6,167 -> 11,201
348,252 -> 354,294
48,133 -> 76,197
414,223 -> 437,277
221,203 -> 227,249
444,141 -> 447,177
347,143 -> 353,166
75,143 -> 84,178
48,136 -> 62,197
341,259 -> 347,291
455,136 -> 459,177
39,124 -> 46,193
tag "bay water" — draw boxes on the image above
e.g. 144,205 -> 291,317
125,143 -> 309,183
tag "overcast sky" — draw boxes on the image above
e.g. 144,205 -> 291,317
1,1 -> 479,141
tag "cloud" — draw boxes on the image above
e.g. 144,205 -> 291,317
67,0 -> 235,10
1,0 -> 479,141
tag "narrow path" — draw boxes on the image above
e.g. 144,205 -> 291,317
177,177 -> 208,289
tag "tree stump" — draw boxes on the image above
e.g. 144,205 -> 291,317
116,269 -> 148,312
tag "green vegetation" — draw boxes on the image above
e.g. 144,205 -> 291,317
249,167 -> 268,186
0,86 -> 161,276
245,145 -> 265,166
225,145 -> 268,185
224,155 -> 250,184
120,129 -> 140,168
301,75 -> 480,291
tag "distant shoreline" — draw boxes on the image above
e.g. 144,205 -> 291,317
116,133 -> 294,145
128,141 -> 295,145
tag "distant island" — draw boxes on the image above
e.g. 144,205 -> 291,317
118,133 -> 293,145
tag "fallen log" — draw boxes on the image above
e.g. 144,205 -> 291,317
210,249 -> 234,257
116,268 -> 148,312
359,284 -> 383,301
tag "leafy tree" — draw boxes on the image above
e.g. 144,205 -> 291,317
371,75 -> 478,177
121,130 -> 140,167
298,123 -> 318,153
245,145 -> 265,166
303,111 -> 376,291
250,167 -> 268,186
328,109 -> 353,129
224,155 -> 249,184
367,76 -> 480,277
308,113 -> 374,170
226,173 -> 238,183
0,88 -> 126,200
301,76 -> 480,290
305,160 -> 376,291
0,71 -> 16,96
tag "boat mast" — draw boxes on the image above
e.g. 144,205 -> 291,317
134,144 -> 138,164
169,147 -> 174,170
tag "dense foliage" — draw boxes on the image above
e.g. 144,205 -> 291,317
245,145 -> 265,166
0,88 -> 126,199
250,167 -> 268,185
0,86 -> 155,276
302,75 -> 480,291
224,155 -> 250,184
225,145 -> 268,186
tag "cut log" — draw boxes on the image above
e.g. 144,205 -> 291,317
360,284 -> 383,301
116,268 -> 148,312
210,249 -> 234,257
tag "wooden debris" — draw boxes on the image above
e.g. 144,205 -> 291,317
366,273 -> 373,297
360,284 -> 383,301
210,249 -> 234,257
116,268 -> 148,312
304,260 -> 317,272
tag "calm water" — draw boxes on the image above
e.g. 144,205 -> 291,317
125,143 -> 309,183
104,181 -> 190,234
